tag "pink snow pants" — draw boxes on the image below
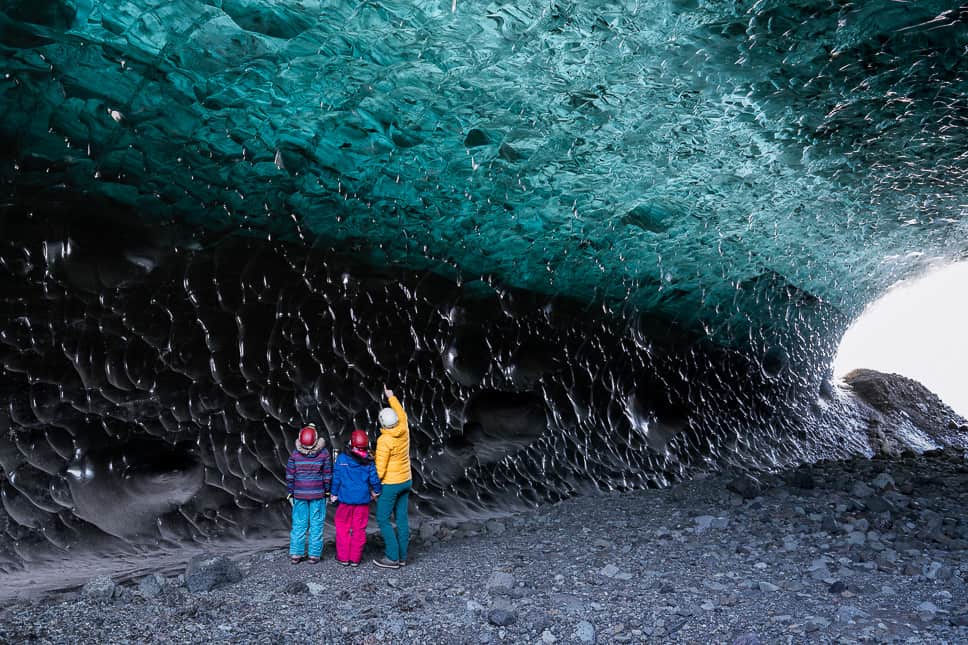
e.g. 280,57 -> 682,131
334,503 -> 370,563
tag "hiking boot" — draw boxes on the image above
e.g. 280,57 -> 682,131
349,561 -> 359,568
398,559 -> 407,567
290,556 -> 304,565
336,559 -> 350,566
373,557 -> 400,569
307,556 -> 320,564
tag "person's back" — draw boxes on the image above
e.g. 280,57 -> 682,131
375,391 -> 410,485
288,435 -> 331,500
332,448 -> 382,505
331,430 -> 381,566
373,385 -> 412,569
285,424 -> 332,564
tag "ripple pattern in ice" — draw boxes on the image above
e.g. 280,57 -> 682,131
0,208 -> 870,570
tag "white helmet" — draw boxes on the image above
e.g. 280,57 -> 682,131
378,407 -> 399,429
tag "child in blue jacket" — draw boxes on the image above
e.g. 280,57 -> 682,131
330,430 -> 382,566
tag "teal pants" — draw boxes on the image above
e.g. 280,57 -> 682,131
290,498 -> 325,558
376,480 -> 411,562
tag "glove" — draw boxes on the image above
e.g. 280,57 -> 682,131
286,494 -> 294,506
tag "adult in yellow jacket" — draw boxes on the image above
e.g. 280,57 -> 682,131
372,384 -> 412,569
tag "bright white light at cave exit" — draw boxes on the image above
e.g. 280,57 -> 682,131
833,261 -> 968,418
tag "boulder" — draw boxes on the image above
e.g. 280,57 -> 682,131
485,571 -> 515,594
137,574 -> 165,598
574,620 -> 596,644
82,576 -> 117,601
487,608 -> 516,626
726,475 -> 762,499
185,554 -> 243,593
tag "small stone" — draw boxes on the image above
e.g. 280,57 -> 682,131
753,562 -> 768,570
574,620 -> 596,644
466,600 -> 485,613
185,554 -> 243,593
82,576 -> 117,601
805,616 -> 830,632
694,515 -> 715,532
828,580 -> 847,594
821,514 -> 840,533
923,561 -> 949,580
869,509 -> 894,530
491,598 -> 515,614
727,475 -> 762,499
307,582 -> 325,596
835,605 -> 868,624
485,571 -> 515,594
864,496 -> 894,513
485,520 -> 506,536
758,581 -> 780,592
870,473 -> 895,490
600,564 -> 620,578
137,574 -> 164,598
711,517 -> 729,529
851,482 -> 875,498
284,581 -> 309,595
846,531 -> 866,546
807,561 -> 832,581
487,609 -> 516,626
732,634 -> 762,645
540,630 -> 557,644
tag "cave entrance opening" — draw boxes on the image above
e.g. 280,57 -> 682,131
832,261 -> 968,417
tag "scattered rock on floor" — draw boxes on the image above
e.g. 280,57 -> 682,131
185,554 -> 243,593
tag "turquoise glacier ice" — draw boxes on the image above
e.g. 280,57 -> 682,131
0,1 -> 967,567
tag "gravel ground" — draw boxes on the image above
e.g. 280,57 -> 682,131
2,447 -> 967,644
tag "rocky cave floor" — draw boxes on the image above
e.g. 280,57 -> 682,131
2,448 -> 967,644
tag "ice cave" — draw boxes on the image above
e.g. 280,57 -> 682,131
1,0 -> 967,571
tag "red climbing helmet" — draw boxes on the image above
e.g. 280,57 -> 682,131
299,424 -> 318,448
350,430 -> 368,449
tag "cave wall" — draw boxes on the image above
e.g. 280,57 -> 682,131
0,204 -> 869,571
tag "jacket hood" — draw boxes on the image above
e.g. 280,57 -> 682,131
295,437 -> 326,455
380,423 -> 406,439
347,448 -> 372,464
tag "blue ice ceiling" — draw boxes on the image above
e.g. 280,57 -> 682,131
4,0 -> 967,334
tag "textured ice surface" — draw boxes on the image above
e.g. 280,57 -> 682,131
0,212 -> 875,571
1,0 -> 967,568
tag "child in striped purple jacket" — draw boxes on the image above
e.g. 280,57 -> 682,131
286,423 -> 332,564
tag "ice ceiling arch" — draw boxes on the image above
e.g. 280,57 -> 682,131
1,0 -> 967,567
